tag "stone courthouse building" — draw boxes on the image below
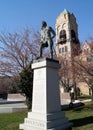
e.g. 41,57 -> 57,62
56,9 -> 79,58
55,9 -> 93,95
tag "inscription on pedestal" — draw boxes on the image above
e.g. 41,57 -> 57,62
26,119 -> 45,129
32,68 -> 46,113
34,68 -> 46,80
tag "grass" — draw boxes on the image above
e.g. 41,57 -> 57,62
77,95 -> 91,100
0,112 -> 26,130
65,102 -> 93,130
0,102 -> 93,130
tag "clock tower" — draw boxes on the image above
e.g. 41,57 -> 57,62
56,9 -> 80,59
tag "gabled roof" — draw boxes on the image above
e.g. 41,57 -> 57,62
83,40 -> 90,49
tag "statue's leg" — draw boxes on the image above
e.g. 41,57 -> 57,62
49,42 -> 53,59
39,43 -> 47,58
39,43 -> 43,58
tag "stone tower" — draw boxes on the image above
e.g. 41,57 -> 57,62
56,9 -> 80,58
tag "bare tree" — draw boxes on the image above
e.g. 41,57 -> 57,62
58,55 -> 72,92
0,76 -> 19,94
0,28 -> 40,76
58,42 -> 81,100
0,28 -> 41,108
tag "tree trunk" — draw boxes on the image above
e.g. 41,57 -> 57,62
91,88 -> 93,101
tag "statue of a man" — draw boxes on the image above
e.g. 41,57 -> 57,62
39,21 -> 55,59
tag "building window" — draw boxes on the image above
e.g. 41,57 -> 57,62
65,46 -> 68,52
62,47 -> 64,53
59,47 -> 68,54
59,30 -> 66,43
87,56 -> 93,62
59,48 -> 61,53
71,30 -> 76,42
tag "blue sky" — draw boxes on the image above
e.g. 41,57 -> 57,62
0,0 -> 93,43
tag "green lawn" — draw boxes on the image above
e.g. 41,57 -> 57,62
0,102 -> 93,130
65,102 -> 93,130
0,112 -> 26,130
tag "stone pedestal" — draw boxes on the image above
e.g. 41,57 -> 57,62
20,58 -> 72,130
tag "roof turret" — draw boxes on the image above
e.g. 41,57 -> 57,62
62,9 -> 70,14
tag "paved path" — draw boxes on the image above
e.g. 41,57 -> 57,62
0,101 -> 27,113
0,99 -> 92,113
0,102 -> 27,108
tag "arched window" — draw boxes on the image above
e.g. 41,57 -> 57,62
59,30 -> 66,43
71,30 -> 76,42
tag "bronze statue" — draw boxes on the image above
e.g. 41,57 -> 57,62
38,21 -> 55,59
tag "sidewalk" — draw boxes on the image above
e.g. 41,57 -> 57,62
0,100 -> 27,113
0,99 -> 92,113
61,99 -> 92,110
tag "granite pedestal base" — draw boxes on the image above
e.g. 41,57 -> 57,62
20,58 -> 72,130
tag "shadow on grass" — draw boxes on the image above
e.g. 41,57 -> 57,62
70,116 -> 93,127
62,102 -> 85,111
